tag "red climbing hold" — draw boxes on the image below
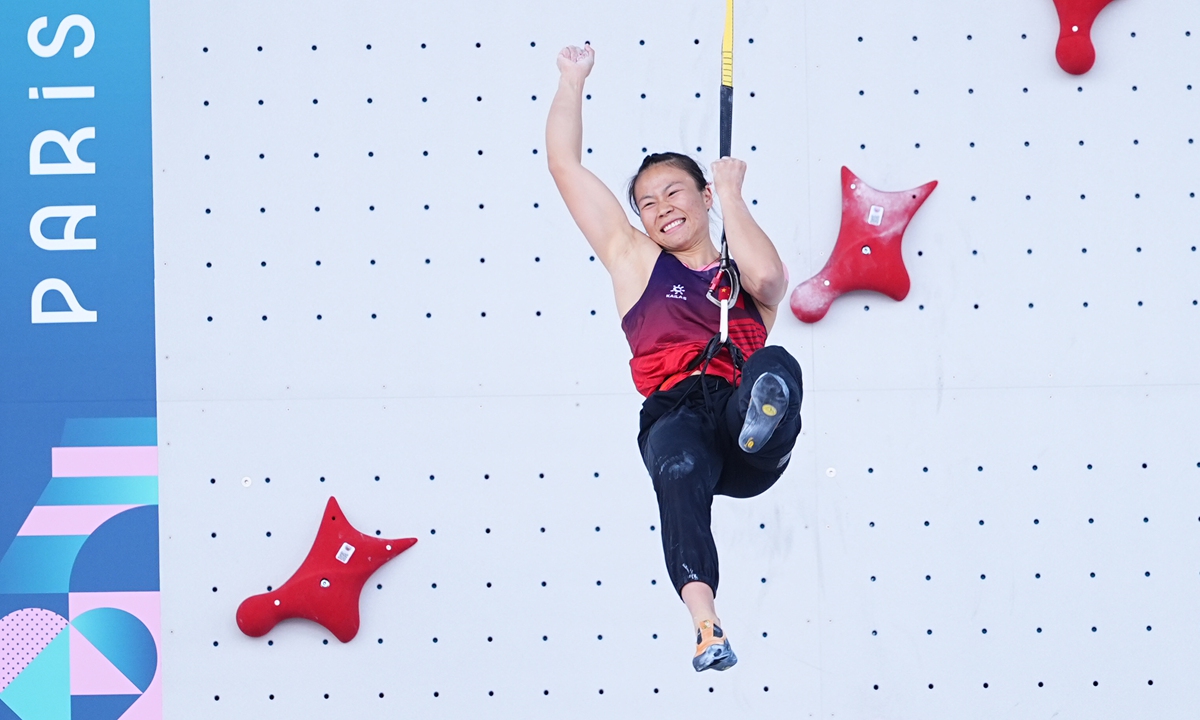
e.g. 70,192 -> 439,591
789,167 -> 936,323
1053,0 -> 1118,75
236,496 -> 417,643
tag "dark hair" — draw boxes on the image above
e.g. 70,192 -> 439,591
627,152 -> 707,216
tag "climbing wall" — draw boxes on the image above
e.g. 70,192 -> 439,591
151,0 -> 1200,718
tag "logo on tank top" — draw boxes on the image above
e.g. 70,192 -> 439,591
666,284 -> 687,300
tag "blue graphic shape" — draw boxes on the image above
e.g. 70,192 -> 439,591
71,608 -> 156,693
69,506 -> 158,593
70,694 -> 139,720
0,697 -> 20,720
0,595 -> 68,621
61,418 -> 156,447
0,623 -> 69,720
0,538 -> 87,594
36,477 -> 157,507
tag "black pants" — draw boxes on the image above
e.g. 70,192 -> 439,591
638,345 -> 804,598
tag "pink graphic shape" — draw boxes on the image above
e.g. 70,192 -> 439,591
70,592 -> 161,720
790,166 -> 936,323
17,504 -> 141,536
52,446 -> 158,478
69,625 -> 141,696
1053,0 -> 1118,74
0,608 -> 69,691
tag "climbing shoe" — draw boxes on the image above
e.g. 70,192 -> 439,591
693,620 -> 737,672
738,372 -> 789,453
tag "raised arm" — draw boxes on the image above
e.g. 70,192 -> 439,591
711,158 -> 788,311
545,45 -> 638,269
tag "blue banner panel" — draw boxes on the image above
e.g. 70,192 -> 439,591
0,2 -> 158,717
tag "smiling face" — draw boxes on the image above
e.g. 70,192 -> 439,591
633,164 -> 712,252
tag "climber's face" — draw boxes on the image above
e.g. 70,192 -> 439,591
634,164 -> 712,252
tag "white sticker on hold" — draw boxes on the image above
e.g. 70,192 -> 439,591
385,544 -> 392,551
850,183 -> 856,190
823,280 -> 831,286
320,579 -> 330,588
861,246 -> 872,255
826,467 -> 837,477
1072,25 -> 1078,32
867,205 -> 884,226
274,599 -> 280,606
241,476 -> 251,487
336,542 -> 356,564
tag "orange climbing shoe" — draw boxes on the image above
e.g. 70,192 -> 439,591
692,620 -> 737,672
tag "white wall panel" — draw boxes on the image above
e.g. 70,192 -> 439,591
151,0 -> 1200,717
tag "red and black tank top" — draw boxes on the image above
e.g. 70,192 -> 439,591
621,251 -> 768,397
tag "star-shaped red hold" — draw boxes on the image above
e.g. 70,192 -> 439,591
790,166 -> 936,323
236,496 -> 417,643
1053,0 -> 1118,75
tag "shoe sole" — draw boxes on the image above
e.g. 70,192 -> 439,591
693,641 -> 738,672
738,373 -> 788,453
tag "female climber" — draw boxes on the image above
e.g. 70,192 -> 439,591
545,44 -> 804,672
